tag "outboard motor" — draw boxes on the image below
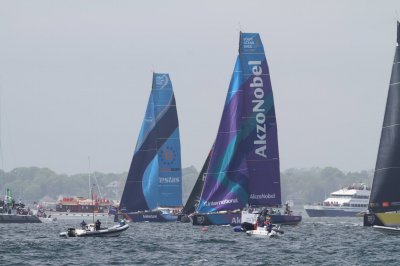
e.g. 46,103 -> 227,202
67,228 -> 77,237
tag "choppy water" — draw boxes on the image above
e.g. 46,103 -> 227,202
0,215 -> 399,265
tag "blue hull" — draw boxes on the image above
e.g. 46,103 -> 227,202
117,211 -> 177,222
192,213 -> 301,226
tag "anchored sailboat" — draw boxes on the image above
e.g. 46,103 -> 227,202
117,73 -> 183,222
191,32 -> 301,226
364,22 -> 400,227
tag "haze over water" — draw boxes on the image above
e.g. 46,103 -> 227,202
0,1 -> 399,174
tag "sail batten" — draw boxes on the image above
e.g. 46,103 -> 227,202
120,73 -> 182,213
197,32 -> 281,213
369,22 -> 400,213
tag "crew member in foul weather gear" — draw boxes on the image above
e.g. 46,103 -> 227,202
80,220 -> 87,228
95,219 -> 101,230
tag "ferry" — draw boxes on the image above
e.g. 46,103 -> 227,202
304,183 -> 370,217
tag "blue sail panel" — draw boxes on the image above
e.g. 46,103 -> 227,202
157,129 -> 182,207
120,73 -> 182,212
197,57 -> 249,213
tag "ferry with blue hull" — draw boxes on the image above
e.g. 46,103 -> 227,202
192,32 -> 301,226
304,184 -> 370,217
117,73 -> 183,223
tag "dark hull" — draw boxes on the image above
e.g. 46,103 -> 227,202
362,213 -> 400,227
176,214 -> 191,223
116,211 -> 177,223
192,213 -> 302,226
0,214 -> 41,223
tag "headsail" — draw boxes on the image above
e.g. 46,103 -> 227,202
369,21 -> 400,213
197,32 -> 281,213
120,73 -> 182,213
181,148 -> 213,215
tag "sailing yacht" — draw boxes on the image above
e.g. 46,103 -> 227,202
191,32 -> 301,226
364,22 -> 400,227
117,73 -> 183,222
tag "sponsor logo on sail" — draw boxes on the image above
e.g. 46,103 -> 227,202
243,37 -> 255,49
250,193 -> 276,200
204,198 -> 239,207
159,177 -> 180,184
249,60 -> 267,158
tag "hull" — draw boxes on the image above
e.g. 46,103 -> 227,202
364,212 -> 400,227
176,214 -> 191,223
192,212 -> 301,226
304,205 -> 365,217
0,214 -> 41,223
246,227 -> 282,238
49,212 -> 109,219
117,211 -> 177,222
60,224 -> 129,237
373,225 -> 400,234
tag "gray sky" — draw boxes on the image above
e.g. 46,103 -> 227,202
0,0 -> 399,174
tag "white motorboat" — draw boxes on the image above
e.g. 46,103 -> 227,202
60,223 -> 129,237
246,225 -> 283,238
372,225 -> 400,234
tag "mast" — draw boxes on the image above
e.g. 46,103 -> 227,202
369,21 -> 400,213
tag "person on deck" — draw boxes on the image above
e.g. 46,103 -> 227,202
95,219 -> 101,231
80,220 -> 87,229
265,220 -> 273,233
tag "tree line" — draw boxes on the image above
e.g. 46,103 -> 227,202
0,166 -> 372,205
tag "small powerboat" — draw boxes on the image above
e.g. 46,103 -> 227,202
39,216 -> 57,223
246,225 -> 284,238
60,223 -> 129,237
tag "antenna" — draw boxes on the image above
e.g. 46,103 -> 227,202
236,21 -> 242,32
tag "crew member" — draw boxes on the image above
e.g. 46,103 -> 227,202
95,219 -> 101,231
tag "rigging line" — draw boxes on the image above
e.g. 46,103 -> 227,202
92,171 -> 103,200
375,166 -> 400,172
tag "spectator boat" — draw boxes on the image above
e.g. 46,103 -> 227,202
304,183 -> 370,217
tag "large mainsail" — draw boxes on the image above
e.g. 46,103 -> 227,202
369,22 -> 400,213
120,73 -> 182,213
197,32 -> 281,213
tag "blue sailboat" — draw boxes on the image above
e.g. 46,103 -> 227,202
191,32 -> 301,226
117,73 -> 183,222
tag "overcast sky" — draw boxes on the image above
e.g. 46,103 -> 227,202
0,0 -> 399,174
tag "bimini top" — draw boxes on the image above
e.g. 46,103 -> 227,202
197,32 -> 281,213
369,21 -> 400,213
120,73 -> 182,212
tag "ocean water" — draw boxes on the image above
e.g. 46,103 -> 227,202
0,216 -> 399,266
